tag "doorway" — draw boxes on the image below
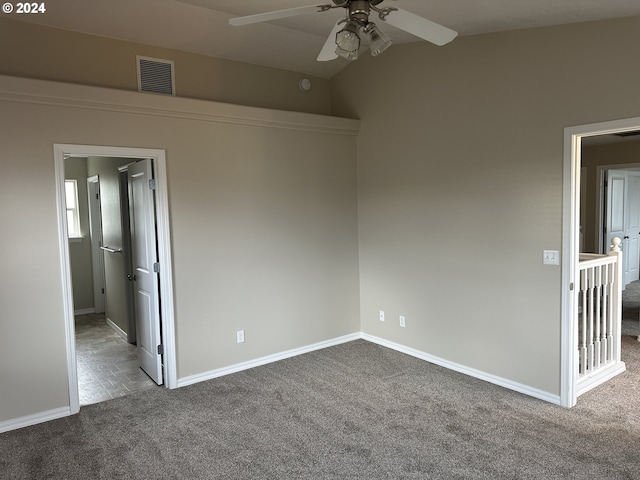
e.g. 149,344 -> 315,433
562,117 -> 640,408
72,157 -> 159,404
54,144 -> 177,415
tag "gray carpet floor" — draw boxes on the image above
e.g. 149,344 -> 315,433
1,338 -> 640,479
623,279 -> 640,337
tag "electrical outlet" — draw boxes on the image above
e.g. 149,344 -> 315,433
399,316 -> 406,327
379,310 -> 385,322
236,330 -> 245,343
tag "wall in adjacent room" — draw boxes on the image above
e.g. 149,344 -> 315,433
65,157 -> 93,313
581,139 -> 640,253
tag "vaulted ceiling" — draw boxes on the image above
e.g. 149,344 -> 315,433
10,0 -> 640,78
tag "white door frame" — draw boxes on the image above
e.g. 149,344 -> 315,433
54,144 -> 177,414
561,117 -> 640,407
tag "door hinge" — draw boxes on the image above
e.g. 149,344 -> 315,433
569,282 -> 574,291
157,344 -> 164,355
153,262 -> 160,273
149,178 -> 156,190
101,287 -> 105,294
96,193 -> 100,200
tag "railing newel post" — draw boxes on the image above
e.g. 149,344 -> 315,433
608,237 -> 623,364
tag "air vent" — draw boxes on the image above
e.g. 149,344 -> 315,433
136,56 -> 175,96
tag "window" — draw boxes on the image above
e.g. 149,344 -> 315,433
65,179 -> 81,239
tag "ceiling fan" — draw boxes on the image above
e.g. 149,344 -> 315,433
229,0 -> 457,62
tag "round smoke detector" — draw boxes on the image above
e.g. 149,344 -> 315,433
299,78 -> 312,92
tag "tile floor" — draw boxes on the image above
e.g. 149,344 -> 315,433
75,313 -> 157,406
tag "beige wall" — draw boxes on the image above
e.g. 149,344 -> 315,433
581,140 -> 640,253
4,11 -> 640,428
0,18 -> 331,115
0,76 -> 360,423
65,157 -> 94,312
331,15 -> 640,395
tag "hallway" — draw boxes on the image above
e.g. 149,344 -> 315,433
75,313 -> 157,405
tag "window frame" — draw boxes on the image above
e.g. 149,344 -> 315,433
65,179 -> 82,240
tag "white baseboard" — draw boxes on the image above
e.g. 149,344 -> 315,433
74,308 -> 95,316
178,331 -> 561,404
0,406 -> 71,434
177,332 -> 361,388
576,361 -> 626,397
106,317 -> 128,341
361,333 -> 562,406
1,331 -> 563,434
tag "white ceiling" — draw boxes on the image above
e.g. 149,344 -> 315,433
9,0 -> 640,78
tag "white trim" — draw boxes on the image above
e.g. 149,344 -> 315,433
575,362 -> 626,397
106,317 -> 128,340
54,147 -> 81,415
0,407 -> 72,434
178,331 -> 561,405
362,334 -> 562,405
74,308 -> 95,316
54,144 -> 179,411
3,329 -> 573,433
561,116 -> 640,408
177,333 -> 361,388
0,74 -> 360,137
153,153 -> 178,389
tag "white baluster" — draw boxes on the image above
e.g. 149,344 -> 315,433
587,267 -> 595,372
600,264 -> 612,363
594,264 -> 602,369
579,269 -> 587,375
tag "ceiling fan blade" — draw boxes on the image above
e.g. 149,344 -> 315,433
317,20 -> 343,62
229,4 -> 333,27
381,8 -> 457,46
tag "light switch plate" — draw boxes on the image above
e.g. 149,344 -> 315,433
543,250 -> 560,265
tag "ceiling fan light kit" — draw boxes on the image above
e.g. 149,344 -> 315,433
229,1 -> 457,63
363,23 -> 393,57
335,20 -> 362,60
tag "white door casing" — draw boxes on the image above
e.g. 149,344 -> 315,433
562,117 -> 640,408
54,144 -> 176,416
87,175 -> 106,313
128,159 -> 163,385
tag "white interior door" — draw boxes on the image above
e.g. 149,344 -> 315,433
605,170 -> 640,288
128,159 -> 163,385
625,173 -> 640,284
87,175 -> 106,313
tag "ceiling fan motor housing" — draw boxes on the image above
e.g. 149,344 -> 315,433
348,0 -> 371,23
